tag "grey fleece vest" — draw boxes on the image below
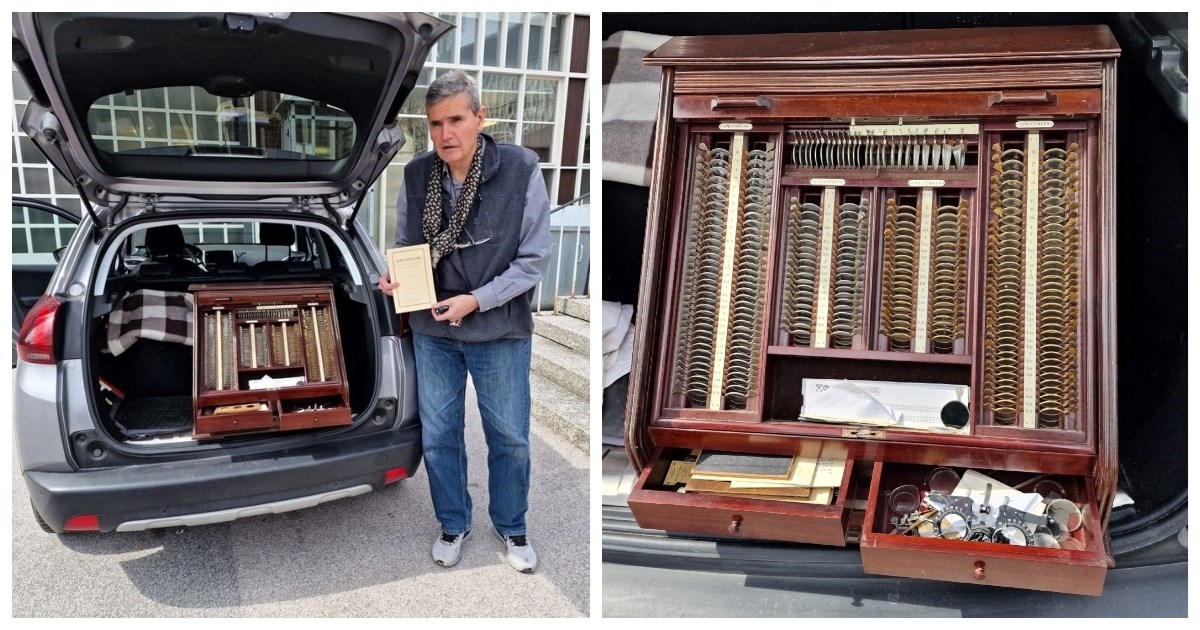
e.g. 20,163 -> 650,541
402,134 -> 538,342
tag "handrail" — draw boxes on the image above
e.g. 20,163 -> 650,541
550,193 -> 590,214
535,193 -> 591,315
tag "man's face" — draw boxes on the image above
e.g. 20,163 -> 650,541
427,93 -> 487,172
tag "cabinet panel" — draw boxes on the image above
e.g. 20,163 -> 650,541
664,130 -> 780,415
672,89 -> 1104,120
978,128 -> 1092,436
653,119 -> 1099,446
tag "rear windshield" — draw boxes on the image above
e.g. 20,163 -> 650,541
86,87 -> 356,161
110,219 -> 343,279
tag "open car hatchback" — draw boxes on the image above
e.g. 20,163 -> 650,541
11,12 -> 452,533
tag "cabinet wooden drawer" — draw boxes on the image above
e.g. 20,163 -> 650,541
859,462 -> 1108,595
627,447 -> 857,546
196,403 -> 277,437
278,404 -> 351,431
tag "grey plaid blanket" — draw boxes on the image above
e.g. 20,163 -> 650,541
602,30 -> 671,188
106,289 -> 194,356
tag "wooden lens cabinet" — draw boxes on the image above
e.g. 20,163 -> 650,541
191,281 -> 352,439
623,25 -> 1119,596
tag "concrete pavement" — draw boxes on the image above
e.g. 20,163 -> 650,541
10,378 -> 590,617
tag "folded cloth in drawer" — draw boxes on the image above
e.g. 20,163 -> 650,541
106,289 -> 195,356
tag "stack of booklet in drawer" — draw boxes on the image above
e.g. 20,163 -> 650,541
664,443 -> 848,505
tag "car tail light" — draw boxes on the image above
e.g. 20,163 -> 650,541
384,467 -> 409,484
63,514 -> 99,531
17,295 -> 61,364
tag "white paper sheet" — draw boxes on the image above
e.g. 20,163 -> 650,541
248,374 -> 306,390
951,469 -> 1046,520
800,378 -> 970,432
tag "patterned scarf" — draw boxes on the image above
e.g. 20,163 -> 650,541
422,137 -> 484,267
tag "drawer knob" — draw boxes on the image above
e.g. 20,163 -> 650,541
710,96 -> 774,111
728,515 -> 743,533
973,560 -> 986,581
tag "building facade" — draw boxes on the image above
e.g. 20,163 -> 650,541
10,12 -> 591,272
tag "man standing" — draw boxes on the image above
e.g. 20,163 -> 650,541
379,70 -> 551,572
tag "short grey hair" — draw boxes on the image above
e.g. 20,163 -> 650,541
426,70 -> 482,113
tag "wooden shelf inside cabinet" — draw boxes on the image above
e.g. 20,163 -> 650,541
625,24 -> 1120,596
190,281 -> 352,439
767,346 -> 973,365
780,170 -> 979,188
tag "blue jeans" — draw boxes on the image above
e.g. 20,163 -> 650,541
413,332 -> 531,537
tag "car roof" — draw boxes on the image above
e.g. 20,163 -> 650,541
12,12 -> 451,219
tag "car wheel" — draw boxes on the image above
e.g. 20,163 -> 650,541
30,501 -> 55,534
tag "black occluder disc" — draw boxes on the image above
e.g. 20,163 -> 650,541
941,401 -> 970,428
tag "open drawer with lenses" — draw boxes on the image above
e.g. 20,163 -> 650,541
627,445 -> 858,547
859,462 -> 1108,596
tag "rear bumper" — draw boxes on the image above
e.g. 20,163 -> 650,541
24,422 -> 422,533
602,534 -> 1188,617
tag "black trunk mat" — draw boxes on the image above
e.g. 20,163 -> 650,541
112,396 -> 193,439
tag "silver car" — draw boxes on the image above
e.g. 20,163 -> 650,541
12,12 -> 451,532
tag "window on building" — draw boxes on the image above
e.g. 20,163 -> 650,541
12,202 -> 78,264
9,13 -> 590,262
365,13 -> 589,251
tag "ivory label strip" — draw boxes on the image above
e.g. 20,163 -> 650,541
812,187 -> 838,349
849,122 -> 979,136
249,323 -> 258,368
214,307 -> 224,390
311,304 -> 327,383
709,132 -> 745,409
913,188 -> 934,353
1022,131 -> 1041,426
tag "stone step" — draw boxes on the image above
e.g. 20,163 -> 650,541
529,371 -> 589,452
556,296 -> 590,321
532,336 -> 589,399
533,313 -> 589,355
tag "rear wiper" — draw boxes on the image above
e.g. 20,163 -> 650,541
185,145 -> 266,158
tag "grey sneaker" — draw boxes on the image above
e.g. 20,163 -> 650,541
432,528 -> 470,567
495,529 -> 538,573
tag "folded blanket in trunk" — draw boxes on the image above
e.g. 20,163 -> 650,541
107,289 -> 195,356
602,30 -> 671,188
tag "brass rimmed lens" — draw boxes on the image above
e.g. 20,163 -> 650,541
1046,498 -> 1083,533
937,510 -> 971,540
